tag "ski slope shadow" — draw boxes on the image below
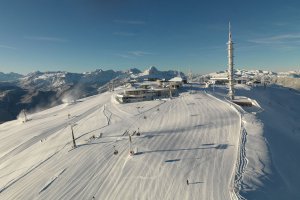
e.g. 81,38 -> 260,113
39,168 -> 67,194
140,144 -> 230,154
141,123 -> 214,136
75,125 -> 108,141
0,150 -> 60,194
76,140 -> 113,148
165,159 -> 181,163
189,181 -> 203,185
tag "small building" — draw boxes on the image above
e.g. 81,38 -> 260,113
169,77 -> 185,88
210,77 -> 229,85
116,88 -> 174,103
139,82 -> 160,89
235,77 -> 248,84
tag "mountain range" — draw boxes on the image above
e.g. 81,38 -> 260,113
0,67 -> 184,123
1,67 -> 299,124
0,72 -> 23,82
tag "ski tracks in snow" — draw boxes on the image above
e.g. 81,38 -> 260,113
225,100 -> 248,200
103,104 -> 112,126
207,93 -> 248,200
39,168 -> 67,194
0,90 -> 243,200
233,127 -> 248,200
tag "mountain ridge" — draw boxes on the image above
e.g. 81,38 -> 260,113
0,67 -> 185,123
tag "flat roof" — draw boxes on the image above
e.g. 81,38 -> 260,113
124,88 -> 148,92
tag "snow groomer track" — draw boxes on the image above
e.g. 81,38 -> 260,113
0,90 -> 241,200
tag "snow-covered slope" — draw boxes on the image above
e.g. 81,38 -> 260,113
0,87 -> 241,199
208,84 -> 300,200
237,86 -> 300,200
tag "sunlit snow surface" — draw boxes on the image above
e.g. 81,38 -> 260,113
1,78 -> 300,200
0,86 -> 241,199
210,84 -> 300,200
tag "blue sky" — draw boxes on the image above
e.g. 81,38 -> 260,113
0,0 -> 300,74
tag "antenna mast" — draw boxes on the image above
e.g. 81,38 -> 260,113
227,22 -> 235,100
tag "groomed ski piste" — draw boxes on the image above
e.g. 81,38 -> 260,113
2,83 -> 300,200
0,84 -> 244,200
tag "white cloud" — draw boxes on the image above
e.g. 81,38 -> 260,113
115,53 -> 133,59
24,36 -> 68,42
272,22 -> 290,27
113,32 -> 136,36
249,33 -> 300,44
128,51 -> 152,56
115,51 -> 152,59
0,44 -> 17,50
113,19 -> 145,25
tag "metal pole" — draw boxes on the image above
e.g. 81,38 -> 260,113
129,135 -> 132,150
71,125 -> 77,148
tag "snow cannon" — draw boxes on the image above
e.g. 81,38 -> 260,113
113,145 -> 118,155
129,150 -> 135,156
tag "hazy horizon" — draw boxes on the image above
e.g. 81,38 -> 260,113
1,65 -> 300,76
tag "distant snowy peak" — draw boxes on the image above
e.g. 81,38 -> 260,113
27,70 -> 44,77
81,69 -> 124,83
6,67 -> 186,90
0,72 -> 23,82
18,69 -> 125,90
83,69 -> 105,75
142,66 -> 159,75
20,71 -> 77,89
137,66 -> 185,80
126,68 -> 141,74
207,69 -> 277,80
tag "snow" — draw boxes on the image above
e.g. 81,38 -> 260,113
208,84 -> 300,200
0,88 -> 241,199
207,69 -> 277,83
239,86 -> 300,199
2,81 -> 299,199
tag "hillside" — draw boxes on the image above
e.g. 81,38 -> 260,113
0,72 -> 23,82
272,77 -> 300,90
1,82 -> 300,199
0,86 -> 240,200
208,84 -> 300,199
